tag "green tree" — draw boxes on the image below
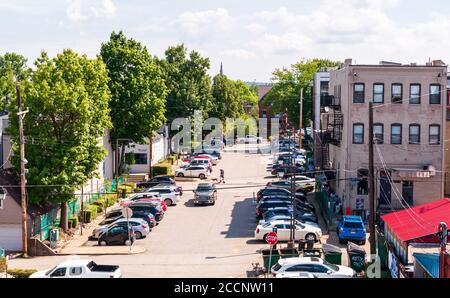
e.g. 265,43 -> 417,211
264,59 -> 340,128
235,80 -> 258,117
7,50 -> 112,231
0,53 -> 30,104
210,74 -> 243,122
159,44 -> 212,123
100,31 -> 167,173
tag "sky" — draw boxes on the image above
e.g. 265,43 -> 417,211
1,0 -> 450,82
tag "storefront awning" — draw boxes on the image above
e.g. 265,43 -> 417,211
413,253 -> 440,278
381,198 -> 450,242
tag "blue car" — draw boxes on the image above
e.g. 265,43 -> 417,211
336,216 -> 366,245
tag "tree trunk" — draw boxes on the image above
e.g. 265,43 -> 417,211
119,143 -> 126,176
60,201 -> 68,232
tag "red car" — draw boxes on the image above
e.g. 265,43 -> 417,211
120,193 -> 168,211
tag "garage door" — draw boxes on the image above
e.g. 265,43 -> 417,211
0,224 -> 22,251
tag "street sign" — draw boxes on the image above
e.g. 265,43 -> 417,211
265,232 -> 278,245
122,207 -> 133,219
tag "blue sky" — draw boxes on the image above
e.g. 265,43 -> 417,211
1,0 -> 450,81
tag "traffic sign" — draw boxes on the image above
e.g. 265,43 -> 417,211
265,232 -> 278,245
122,207 -> 133,219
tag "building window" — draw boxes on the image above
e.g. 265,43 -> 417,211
402,181 -> 413,206
410,84 -> 421,104
134,153 -> 148,165
373,123 -> 384,144
262,111 -> 267,118
373,83 -> 384,103
392,84 -> 403,103
430,84 -> 441,104
357,169 -> 369,195
429,125 -> 440,145
353,83 -> 365,103
391,124 -> 402,144
408,124 -> 420,144
353,123 -> 364,144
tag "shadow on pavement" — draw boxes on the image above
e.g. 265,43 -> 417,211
221,197 -> 257,238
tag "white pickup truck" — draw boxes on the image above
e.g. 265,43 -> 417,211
29,259 -> 121,278
236,135 -> 263,144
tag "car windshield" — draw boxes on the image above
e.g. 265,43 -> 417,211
323,260 -> 339,271
45,266 -> 58,276
272,263 -> 282,271
262,222 -> 272,228
197,185 -> 213,191
344,222 -> 364,229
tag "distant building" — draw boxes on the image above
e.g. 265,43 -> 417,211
323,59 -> 447,218
257,84 -> 274,135
445,73 -> 450,195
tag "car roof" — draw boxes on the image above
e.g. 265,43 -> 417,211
57,259 -> 91,267
342,216 -> 363,222
197,183 -> 213,187
278,257 -> 324,265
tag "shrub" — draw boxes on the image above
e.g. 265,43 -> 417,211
7,269 -> 38,278
81,210 -> 92,223
152,162 -> 173,176
105,194 -> 118,207
0,257 -> 6,272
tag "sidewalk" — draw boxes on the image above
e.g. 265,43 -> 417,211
56,206 -> 146,256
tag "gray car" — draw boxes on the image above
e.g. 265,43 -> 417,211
193,183 -> 217,205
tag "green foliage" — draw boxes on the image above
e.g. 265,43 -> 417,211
235,80 -> 258,114
264,58 -> 340,128
159,44 -> 212,122
152,162 -> 173,176
125,153 -> 136,165
7,269 -> 38,278
210,74 -> 243,122
0,53 -> 30,101
100,31 -> 167,145
0,257 -> 6,272
6,50 -> 112,207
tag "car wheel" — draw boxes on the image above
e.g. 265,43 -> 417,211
360,241 -> 366,245
135,231 -> 142,239
305,233 -> 316,242
99,240 -> 107,246
263,234 -> 269,242
338,238 -> 344,244
164,198 -> 173,206
199,173 -> 206,179
177,173 -> 184,177
211,200 -> 216,206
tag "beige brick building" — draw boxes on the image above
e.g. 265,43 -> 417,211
324,59 -> 447,219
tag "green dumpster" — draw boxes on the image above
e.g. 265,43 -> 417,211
261,249 -> 280,272
322,244 -> 342,265
279,248 -> 299,259
347,242 -> 366,273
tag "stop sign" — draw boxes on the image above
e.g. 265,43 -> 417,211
265,232 -> 278,245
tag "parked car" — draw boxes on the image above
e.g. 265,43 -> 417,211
98,225 -> 135,246
259,194 -> 315,213
92,218 -> 150,239
287,175 -> 316,187
271,257 -> 356,278
258,216 -> 320,228
142,185 -> 181,206
30,260 -> 121,278
194,154 -> 219,165
257,188 -> 306,202
254,220 -> 322,242
99,213 -> 156,228
193,183 -> 217,205
337,216 -> 367,245
256,201 -> 293,219
129,203 -> 165,221
136,176 -> 176,189
262,207 -> 318,224
267,180 -> 314,193
195,150 -> 222,160
276,272 -> 316,278
105,208 -> 123,219
193,145 -> 221,154
185,158 -> 213,172
236,135 -> 263,144
175,165 -> 211,179
121,192 -> 167,211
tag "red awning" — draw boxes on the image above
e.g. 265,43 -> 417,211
381,198 -> 450,242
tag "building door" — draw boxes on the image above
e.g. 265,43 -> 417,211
402,181 -> 413,206
379,171 -> 391,206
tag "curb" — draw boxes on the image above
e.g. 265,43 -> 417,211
57,246 -> 147,256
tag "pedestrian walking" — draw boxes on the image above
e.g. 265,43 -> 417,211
219,169 -> 225,184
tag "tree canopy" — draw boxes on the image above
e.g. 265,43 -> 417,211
210,74 -> 244,122
264,58 -> 340,128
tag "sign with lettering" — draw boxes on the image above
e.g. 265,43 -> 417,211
265,232 -> 278,245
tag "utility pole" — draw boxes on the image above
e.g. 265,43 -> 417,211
115,139 -> 119,199
368,102 -> 376,256
298,88 -> 303,150
288,128 -> 296,249
439,222 -> 447,278
149,134 -> 153,179
80,185 -> 84,236
16,84 -> 28,256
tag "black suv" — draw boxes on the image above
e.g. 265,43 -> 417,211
129,203 -> 165,221
98,225 -> 135,246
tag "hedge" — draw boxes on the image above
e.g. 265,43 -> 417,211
7,269 -> 38,278
152,162 -> 173,176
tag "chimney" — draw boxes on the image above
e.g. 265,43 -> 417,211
426,62 -> 433,67
343,58 -> 352,68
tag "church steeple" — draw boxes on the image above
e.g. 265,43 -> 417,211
219,62 -> 223,76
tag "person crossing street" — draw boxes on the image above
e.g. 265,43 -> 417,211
219,169 -> 225,184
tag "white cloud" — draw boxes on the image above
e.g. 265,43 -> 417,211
67,0 -> 88,22
91,0 -> 116,18
245,23 -> 265,33
221,49 -> 256,59
171,8 -> 234,39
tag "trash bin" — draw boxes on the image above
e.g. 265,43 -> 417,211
322,244 -> 342,265
261,249 -> 280,273
347,242 -> 366,273
306,239 -> 315,250
279,248 -> 299,259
